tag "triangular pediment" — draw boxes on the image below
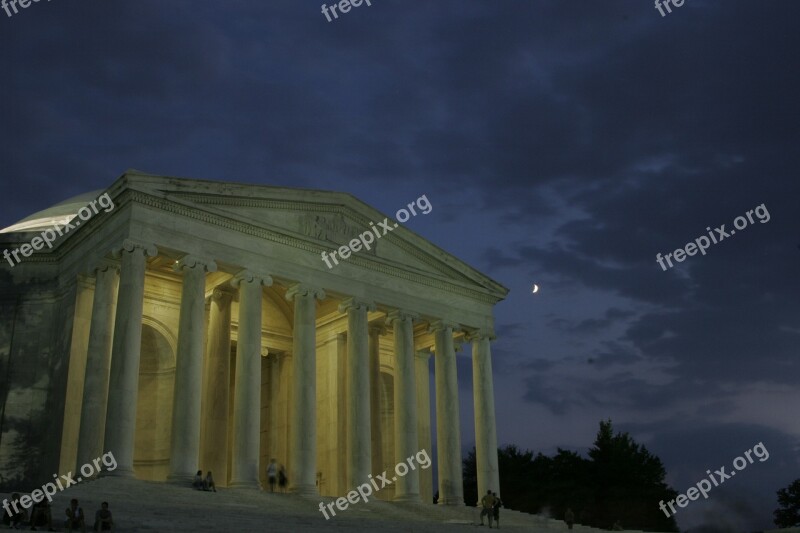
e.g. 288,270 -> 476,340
116,171 -> 507,301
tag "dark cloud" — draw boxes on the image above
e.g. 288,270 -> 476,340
494,322 -> 526,339
635,422 -> 799,531
549,308 -> 636,335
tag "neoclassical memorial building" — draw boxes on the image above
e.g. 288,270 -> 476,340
0,171 -> 507,505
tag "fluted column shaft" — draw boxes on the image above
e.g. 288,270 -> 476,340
230,271 -> 270,488
368,325 -> 384,480
201,288 -> 233,485
470,332 -> 500,500
168,256 -> 217,482
103,239 -> 157,477
268,352 -> 282,461
388,310 -> 420,502
76,260 -> 119,471
415,350 -> 433,505
431,320 -> 463,505
340,298 -> 374,489
286,284 -> 325,494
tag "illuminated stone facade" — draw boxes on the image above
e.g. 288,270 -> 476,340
0,171 -> 506,504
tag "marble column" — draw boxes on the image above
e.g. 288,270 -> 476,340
415,349 -> 433,505
430,320 -> 463,505
76,259 -> 119,472
268,351 -> 283,461
335,333 -> 347,495
387,310 -> 420,502
340,298 -> 375,489
368,324 -> 385,481
201,287 -> 234,485
469,331 -> 500,500
229,270 -> 271,488
286,284 -> 325,495
168,256 -> 217,482
103,239 -> 157,477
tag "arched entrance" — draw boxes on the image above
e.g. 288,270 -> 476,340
134,323 -> 175,480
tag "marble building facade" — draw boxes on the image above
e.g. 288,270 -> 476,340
0,171 -> 507,505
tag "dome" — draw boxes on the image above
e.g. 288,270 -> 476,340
0,190 -> 105,234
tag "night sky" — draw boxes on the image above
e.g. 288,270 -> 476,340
2,1 -> 799,531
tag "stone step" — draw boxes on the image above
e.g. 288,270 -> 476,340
5,477 -> 663,532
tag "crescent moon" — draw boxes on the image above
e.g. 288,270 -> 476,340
531,284 -> 539,294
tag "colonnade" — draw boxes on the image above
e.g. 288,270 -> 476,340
73,238 -> 500,504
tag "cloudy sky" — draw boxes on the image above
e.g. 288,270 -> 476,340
2,1 -> 798,530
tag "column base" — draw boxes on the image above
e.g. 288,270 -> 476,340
290,484 -> 318,496
393,494 -> 421,503
100,467 -> 135,479
166,473 -> 194,485
228,480 -> 262,490
437,498 -> 464,506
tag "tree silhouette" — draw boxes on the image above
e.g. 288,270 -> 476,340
774,479 -> 800,527
463,444 -> 551,513
587,420 -> 678,530
463,419 -> 679,531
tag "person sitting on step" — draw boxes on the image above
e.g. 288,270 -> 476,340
204,471 -> 217,492
93,502 -> 114,532
65,498 -> 86,532
193,470 -> 204,490
30,498 -> 55,531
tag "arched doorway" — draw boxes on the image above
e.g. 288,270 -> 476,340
134,323 -> 175,480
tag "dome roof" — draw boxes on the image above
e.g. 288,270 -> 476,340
0,190 -> 105,234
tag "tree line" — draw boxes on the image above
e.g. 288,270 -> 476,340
462,420 -> 679,531
463,420 -> 800,530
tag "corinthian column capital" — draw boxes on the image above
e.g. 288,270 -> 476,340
90,258 -> 120,276
231,269 -> 273,288
386,309 -> 419,327
173,255 -> 217,273
338,297 -> 376,314
369,322 -> 388,336
428,319 -> 461,334
112,239 -> 157,259
211,286 -> 235,303
465,329 -> 496,342
285,283 -> 325,302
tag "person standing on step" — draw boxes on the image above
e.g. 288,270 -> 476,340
479,490 -> 496,528
266,459 -> 278,492
278,464 -> 288,493
564,507 -> 575,530
491,491 -> 502,529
